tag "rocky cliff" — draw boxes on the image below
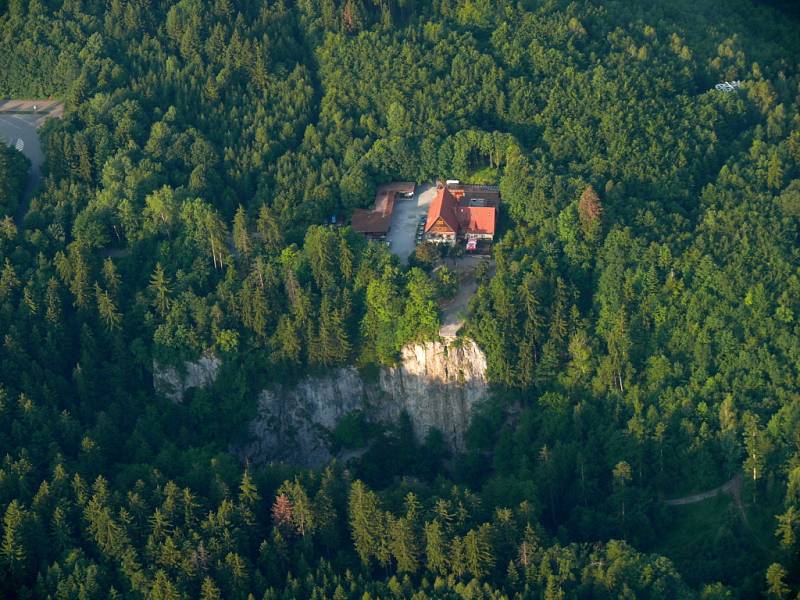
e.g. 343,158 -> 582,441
241,339 -> 488,466
154,339 -> 488,467
374,339 -> 488,448
153,353 -> 221,403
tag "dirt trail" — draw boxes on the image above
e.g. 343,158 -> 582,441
438,256 -> 494,338
664,473 -> 742,506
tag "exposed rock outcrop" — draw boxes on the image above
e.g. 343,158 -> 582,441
153,353 -> 221,403
374,339 -> 488,448
241,339 -> 488,467
244,367 -> 366,467
153,339 -> 489,467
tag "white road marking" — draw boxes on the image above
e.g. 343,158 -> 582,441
15,139 -> 24,151
0,120 -> 25,134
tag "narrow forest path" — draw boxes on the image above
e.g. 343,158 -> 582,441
664,473 -> 742,506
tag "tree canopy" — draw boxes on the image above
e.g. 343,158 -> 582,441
1,0 -> 799,597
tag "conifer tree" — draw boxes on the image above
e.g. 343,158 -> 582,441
348,481 -> 383,566
238,470 -> 260,527
388,514 -> 419,574
1,500 -> 27,579
424,520 -> 449,576
233,205 -> 251,260
149,263 -> 172,317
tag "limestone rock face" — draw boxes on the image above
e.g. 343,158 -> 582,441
241,339 -> 488,467
153,354 -> 221,403
242,368 -> 365,467
154,340 -> 489,467
373,339 -> 488,450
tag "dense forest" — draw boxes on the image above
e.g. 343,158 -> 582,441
0,0 -> 799,597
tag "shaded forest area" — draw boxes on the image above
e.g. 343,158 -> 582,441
0,0 -> 799,598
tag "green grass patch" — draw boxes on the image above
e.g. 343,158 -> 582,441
654,494 -> 779,591
466,165 -> 498,185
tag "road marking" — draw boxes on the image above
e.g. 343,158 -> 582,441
15,139 -> 24,151
0,119 -> 25,133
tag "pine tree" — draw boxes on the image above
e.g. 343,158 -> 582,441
317,294 -> 352,366
238,470 -> 260,527
256,205 -> 283,253
69,247 -> 91,310
425,520 -> 449,575
743,412 -> 770,504
517,273 -> 542,386
463,524 -> 494,579
45,278 -> 62,326
0,257 -> 20,299
102,258 -> 121,296
388,515 -> 419,574
449,535 -> 466,578
50,504 -> 73,553
149,263 -> 172,316
95,284 -> 122,331
613,461 -> 632,533
233,205 -> 251,260
276,479 -> 315,537
765,563 -> 790,599
348,481 -> 383,566
200,576 -> 222,600
1,500 -> 27,578
775,506 -> 798,549
150,570 -> 181,600
313,468 -> 341,550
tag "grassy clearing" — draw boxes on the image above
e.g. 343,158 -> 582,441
465,165 -> 498,184
655,492 -> 780,591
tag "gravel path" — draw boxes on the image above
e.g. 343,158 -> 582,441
438,256 -> 494,339
664,473 -> 743,506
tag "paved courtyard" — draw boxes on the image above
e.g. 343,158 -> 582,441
386,182 -> 437,263
0,100 -> 64,222
0,101 -> 63,218
0,113 -> 43,182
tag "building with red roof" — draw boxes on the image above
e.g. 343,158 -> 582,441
423,183 -> 497,247
350,182 -> 415,238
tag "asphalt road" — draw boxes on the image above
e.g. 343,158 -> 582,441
0,113 -> 44,195
0,100 -> 63,220
387,182 -> 437,264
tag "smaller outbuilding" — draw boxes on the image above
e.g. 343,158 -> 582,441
351,182 -> 415,239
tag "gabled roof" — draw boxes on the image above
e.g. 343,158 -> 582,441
457,206 -> 495,236
379,182 -> 416,195
425,187 -> 460,233
351,191 -> 396,234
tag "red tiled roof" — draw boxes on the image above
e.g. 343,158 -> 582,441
351,191 -> 396,234
351,209 -> 390,234
457,206 -> 495,236
424,187 -> 460,233
378,181 -> 415,195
